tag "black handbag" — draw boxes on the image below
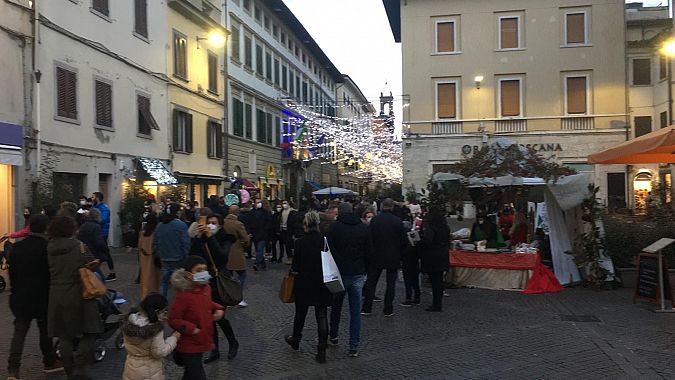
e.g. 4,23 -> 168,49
204,244 -> 242,306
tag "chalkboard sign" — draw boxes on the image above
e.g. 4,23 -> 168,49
634,252 -> 674,306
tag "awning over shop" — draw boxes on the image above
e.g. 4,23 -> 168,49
587,125 -> 675,164
174,172 -> 224,183
136,157 -> 178,185
241,178 -> 259,190
305,180 -> 323,190
0,121 -> 23,166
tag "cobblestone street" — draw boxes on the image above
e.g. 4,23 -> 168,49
2,248 -> 675,379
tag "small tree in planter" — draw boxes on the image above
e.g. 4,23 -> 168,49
568,185 -> 609,287
119,183 -> 150,247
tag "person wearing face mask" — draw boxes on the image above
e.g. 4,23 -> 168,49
251,199 -> 272,271
169,256 -> 225,380
278,200 -> 299,264
361,210 -> 375,225
138,212 -> 161,299
122,292 -> 180,380
221,205 -> 251,307
470,213 -> 504,249
269,203 -> 284,263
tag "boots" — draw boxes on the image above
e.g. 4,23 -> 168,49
284,335 -> 300,351
315,344 -> 327,364
227,339 -> 239,360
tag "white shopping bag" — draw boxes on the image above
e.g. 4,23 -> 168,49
321,237 -> 345,293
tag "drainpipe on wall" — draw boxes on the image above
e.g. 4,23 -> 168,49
222,1 -> 230,189
33,0 -> 41,178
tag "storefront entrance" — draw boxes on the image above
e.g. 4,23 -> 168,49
0,164 -> 14,236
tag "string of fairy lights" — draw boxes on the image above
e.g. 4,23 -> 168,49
281,101 -> 402,183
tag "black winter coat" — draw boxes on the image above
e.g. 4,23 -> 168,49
251,208 -> 272,242
326,213 -> 369,275
77,220 -> 109,261
8,234 -> 51,319
420,221 -> 450,273
292,231 -> 333,307
368,211 -> 407,270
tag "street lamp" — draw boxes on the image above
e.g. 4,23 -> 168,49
474,75 -> 484,90
196,31 -> 225,49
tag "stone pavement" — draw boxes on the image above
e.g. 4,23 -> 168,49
2,248 -> 675,379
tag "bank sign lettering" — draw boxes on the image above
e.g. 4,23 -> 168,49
462,143 -> 563,155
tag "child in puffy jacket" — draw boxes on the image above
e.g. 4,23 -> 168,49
122,293 -> 180,380
169,255 -> 225,380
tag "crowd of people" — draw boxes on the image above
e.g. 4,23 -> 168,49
2,190 -> 455,379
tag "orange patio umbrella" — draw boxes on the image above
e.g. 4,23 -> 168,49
587,125 -> 675,164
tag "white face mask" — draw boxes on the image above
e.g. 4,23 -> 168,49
80,200 -> 87,206
256,203 -> 263,209
283,204 -> 289,209
207,223 -> 218,233
276,207 -> 282,212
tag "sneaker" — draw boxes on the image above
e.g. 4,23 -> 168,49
105,273 -> 117,282
43,359 -> 64,373
360,309 -> 372,316
384,311 -> 394,317
400,300 -> 412,307
373,296 -> 383,302
348,350 -> 359,357
237,300 -> 248,308
328,337 -> 339,346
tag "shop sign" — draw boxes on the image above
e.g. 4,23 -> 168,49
461,143 -> 563,155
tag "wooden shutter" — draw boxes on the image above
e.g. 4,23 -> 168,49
244,36 -> 252,67
172,109 -> 180,150
57,67 -> 77,120
437,83 -> 456,119
566,76 -> 587,114
208,52 -> 218,93
95,80 -> 112,127
633,59 -> 651,86
500,18 -> 518,49
174,33 -> 187,78
186,113 -> 193,153
231,26 -> 240,61
500,80 -> 520,117
92,0 -> 109,16
436,22 -> 454,52
566,13 -> 585,44
257,109 -> 265,143
266,113 -> 273,144
215,122 -> 223,158
274,59 -> 280,86
265,51 -> 272,80
245,103 -> 252,139
660,55 -> 668,80
134,0 -> 148,38
661,111 -> 669,129
634,116 -> 652,137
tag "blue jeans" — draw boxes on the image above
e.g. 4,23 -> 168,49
160,261 -> 181,297
329,274 -> 365,351
255,240 -> 267,268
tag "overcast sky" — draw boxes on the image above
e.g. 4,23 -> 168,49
284,0 -> 403,135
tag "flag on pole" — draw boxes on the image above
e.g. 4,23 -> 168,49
295,121 -> 306,143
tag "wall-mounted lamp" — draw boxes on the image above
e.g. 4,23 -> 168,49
196,32 -> 225,49
474,75 -> 484,90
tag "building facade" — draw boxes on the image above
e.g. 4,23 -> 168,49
27,0 -> 171,245
0,0 -> 32,237
384,0 -> 629,207
167,0 -> 227,205
224,0 -> 341,203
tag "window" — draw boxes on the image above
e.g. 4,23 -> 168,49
499,16 -> 520,50
633,58 -> 651,86
243,0 -> 250,11
207,121 -> 222,158
282,65 -> 288,91
173,31 -> 188,79
266,113 -> 273,144
233,98 -> 244,137
635,116 -> 652,138
245,103 -> 252,139
264,15 -> 270,30
274,116 -> 280,146
265,51 -> 272,80
565,75 -> 588,114
296,76 -> 301,98
273,24 -> 279,39
92,0 -> 109,16
661,111 -> 668,129
436,82 -> 457,119
302,82 -> 308,102
281,32 -> 286,45
94,79 -> 112,128
137,94 -> 159,135
302,53 -> 306,64
56,66 -> 78,120
435,21 -> 456,53
231,25 -> 240,61
244,35 -> 252,68
274,58 -> 280,86
295,46 -> 299,57
256,109 -> 266,143
256,44 -> 264,76
254,6 -> 261,22
660,55 -> 668,80
499,79 -> 522,117
289,70 -> 295,94
208,52 -> 218,93
172,109 -> 193,152
133,0 -> 148,38
565,11 -> 587,45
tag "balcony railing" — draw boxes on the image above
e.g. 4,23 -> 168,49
432,122 -> 463,134
561,117 -> 594,130
495,119 -> 527,132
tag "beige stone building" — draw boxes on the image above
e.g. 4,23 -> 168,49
384,0 -> 630,208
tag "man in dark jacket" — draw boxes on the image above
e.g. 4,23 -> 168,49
251,198 -> 271,270
326,202 -> 370,357
7,215 -> 62,378
362,198 -> 407,317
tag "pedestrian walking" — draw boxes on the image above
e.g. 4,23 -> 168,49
139,213 -> 161,299
77,208 -> 110,280
326,202 -> 370,357
7,215 -> 63,380
222,205 -> 251,307
47,215 -> 103,379
252,198 -> 272,271
420,207 -> 450,312
153,203 -> 190,297
284,211 -> 333,363
318,203 -> 338,236
169,256 -> 225,380
122,293 -> 180,380
362,198 -> 407,317
92,191 -> 116,281
270,202 -> 283,262
279,200 -> 300,264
